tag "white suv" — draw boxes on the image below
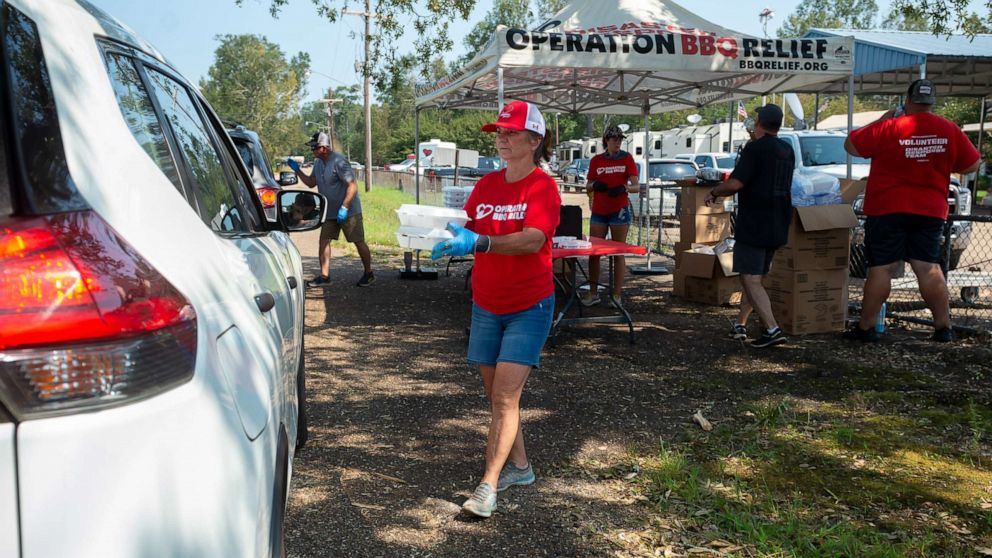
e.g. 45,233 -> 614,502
0,2 -> 326,556
777,129 -> 973,272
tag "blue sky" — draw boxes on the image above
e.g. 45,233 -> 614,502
87,0 -> 983,104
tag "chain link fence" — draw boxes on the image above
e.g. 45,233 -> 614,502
384,170 -> 992,334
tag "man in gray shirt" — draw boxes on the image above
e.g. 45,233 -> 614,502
287,132 -> 375,287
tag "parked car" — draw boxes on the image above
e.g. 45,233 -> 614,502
561,158 -> 590,183
680,152 -> 738,170
350,161 -> 364,171
630,159 -> 699,217
0,2 -> 325,556
475,156 -> 501,175
385,156 -> 430,174
227,124 -> 298,221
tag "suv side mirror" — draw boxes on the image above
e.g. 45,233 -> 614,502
278,171 -> 298,186
277,190 -> 325,232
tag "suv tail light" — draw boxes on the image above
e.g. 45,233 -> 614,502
0,211 -> 196,420
257,186 -> 278,209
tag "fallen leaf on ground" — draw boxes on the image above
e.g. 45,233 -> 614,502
693,410 -> 713,431
976,547 -> 992,556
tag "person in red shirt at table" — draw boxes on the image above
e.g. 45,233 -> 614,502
844,79 -> 981,343
583,125 -> 639,308
431,100 -> 560,518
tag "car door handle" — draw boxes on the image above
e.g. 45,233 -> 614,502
287,276 -> 298,289
254,292 -> 276,313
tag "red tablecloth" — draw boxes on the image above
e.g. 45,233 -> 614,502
552,237 -> 648,259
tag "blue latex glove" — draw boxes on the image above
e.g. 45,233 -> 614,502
285,158 -> 300,173
431,223 -> 479,260
336,206 -> 349,222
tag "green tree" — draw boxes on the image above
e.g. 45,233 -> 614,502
881,6 -> 931,30
243,0 -> 476,89
778,0 -> 879,37
890,0 -> 992,36
458,0 -> 532,65
200,34 -> 310,160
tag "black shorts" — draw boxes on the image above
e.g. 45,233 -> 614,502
864,213 -> 944,267
732,241 -> 777,275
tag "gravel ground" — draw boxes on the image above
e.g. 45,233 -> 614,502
284,228 -> 990,558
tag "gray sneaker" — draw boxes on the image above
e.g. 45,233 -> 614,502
462,482 -> 497,518
497,462 -> 535,492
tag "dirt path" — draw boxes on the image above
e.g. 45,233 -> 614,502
284,236 -> 991,557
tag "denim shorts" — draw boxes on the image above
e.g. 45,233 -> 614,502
590,203 -> 633,226
468,293 -> 555,368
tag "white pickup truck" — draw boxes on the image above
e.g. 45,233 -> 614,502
776,129 -> 972,273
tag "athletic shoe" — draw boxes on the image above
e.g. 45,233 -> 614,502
729,324 -> 748,341
579,290 -> 599,307
841,325 -> 879,343
306,275 -> 330,287
356,271 -> 375,287
932,327 -> 955,342
462,482 -> 497,518
751,327 -> 786,348
497,462 -> 535,492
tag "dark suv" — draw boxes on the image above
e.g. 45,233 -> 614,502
227,124 -> 297,221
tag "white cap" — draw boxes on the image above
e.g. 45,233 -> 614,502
481,101 -> 546,137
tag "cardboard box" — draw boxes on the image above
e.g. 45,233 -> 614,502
681,184 -> 729,215
680,213 -> 732,243
839,179 -> 867,204
679,249 -> 738,279
673,241 -> 716,269
775,205 -> 858,271
672,270 -> 686,297
681,275 -> 742,306
763,268 -> 849,334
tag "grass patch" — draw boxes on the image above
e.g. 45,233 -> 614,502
626,395 -> 992,557
330,183 -> 418,257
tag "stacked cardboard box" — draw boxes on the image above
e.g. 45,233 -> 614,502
763,204 -> 859,334
672,181 -> 739,304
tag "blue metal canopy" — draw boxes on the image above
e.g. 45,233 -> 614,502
799,29 -> 992,97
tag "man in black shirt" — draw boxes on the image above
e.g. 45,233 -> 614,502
704,104 -> 794,347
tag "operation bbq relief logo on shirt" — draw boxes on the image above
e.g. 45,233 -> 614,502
900,134 -> 949,160
596,164 -> 628,176
476,202 -> 528,221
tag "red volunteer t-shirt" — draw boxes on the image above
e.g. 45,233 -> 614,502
464,167 -> 561,315
588,151 -> 638,215
850,112 -> 980,219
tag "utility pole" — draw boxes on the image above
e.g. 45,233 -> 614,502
345,2 -> 379,192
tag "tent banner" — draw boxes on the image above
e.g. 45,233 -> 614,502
497,27 -> 853,76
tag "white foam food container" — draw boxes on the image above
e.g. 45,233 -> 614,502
395,225 -> 454,251
396,204 -> 470,229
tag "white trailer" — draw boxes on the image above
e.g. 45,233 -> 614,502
417,138 -> 479,168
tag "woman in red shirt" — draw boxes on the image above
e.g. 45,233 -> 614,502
584,125 -> 639,307
432,101 -> 560,518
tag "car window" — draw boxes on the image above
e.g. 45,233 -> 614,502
144,69 -> 248,234
694,155 -> 709,167
716,156 -> 736,169
799,136 -> 870,166
235,141 -> 253,170
650,162 -> 697,180
102,53 -> 184,195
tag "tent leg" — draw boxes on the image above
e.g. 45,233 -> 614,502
813,93 -> 820,130
415,107 -> 421,204
631,104 -> 667,276
975,96 -> 986,200
846,74 -> 854,180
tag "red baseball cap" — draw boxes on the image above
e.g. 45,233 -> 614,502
481,101 -> 546,136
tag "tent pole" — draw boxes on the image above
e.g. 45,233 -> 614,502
630,104 -> 667,276
727,101 -> 734,152
813,93 -> 820,130
415,107 -> 421,204
498,67 -> 505,170
846,74 -> 854,180
975,96 -> 987,200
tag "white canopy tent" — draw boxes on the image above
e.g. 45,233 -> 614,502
412,0 -> 856,269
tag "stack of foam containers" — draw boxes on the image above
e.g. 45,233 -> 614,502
442,186 -> 474,209
395,204 -> 471,251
